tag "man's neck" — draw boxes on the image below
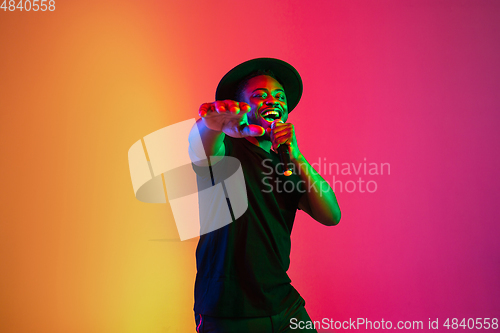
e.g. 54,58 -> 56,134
245,136 -> 272,153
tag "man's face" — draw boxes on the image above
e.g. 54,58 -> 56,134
240,75 -> 288,133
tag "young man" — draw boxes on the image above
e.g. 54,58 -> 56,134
189,58 -> 341,332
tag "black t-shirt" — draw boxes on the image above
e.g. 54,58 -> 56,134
193,135 -> 306,317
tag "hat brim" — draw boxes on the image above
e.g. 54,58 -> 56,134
215,58 -> 302,113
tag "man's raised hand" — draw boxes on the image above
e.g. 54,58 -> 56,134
199,100 -> 265,138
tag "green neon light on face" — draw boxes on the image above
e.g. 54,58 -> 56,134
240,75 -> 289,134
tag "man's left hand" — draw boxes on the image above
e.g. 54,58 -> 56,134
269,121 -> 302,162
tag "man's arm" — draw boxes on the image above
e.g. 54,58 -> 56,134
294,154 -> 341,226
189,117 -> 226,164
188,101 -> 264,165
269,121 -> 341,226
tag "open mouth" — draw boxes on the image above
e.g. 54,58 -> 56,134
260,109 -> 281,122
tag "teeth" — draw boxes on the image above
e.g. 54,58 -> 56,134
262,111 -> 279,117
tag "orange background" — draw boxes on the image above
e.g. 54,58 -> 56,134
1,1 -> 197,332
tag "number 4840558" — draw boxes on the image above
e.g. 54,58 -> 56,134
1,0 -> 56,11
443,318 -> 498,330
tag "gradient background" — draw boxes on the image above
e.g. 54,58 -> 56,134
1,0 -> 499,332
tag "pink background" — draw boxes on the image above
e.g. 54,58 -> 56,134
1,0 -> 499,331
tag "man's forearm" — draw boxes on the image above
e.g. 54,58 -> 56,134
188,118 -> 225,162
293,154 -> 341,226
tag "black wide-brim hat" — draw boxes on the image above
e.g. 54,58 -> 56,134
215,58 -> 303,113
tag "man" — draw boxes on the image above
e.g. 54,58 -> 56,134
189,58 -> 341,332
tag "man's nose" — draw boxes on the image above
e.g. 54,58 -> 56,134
265,99 -> 280,107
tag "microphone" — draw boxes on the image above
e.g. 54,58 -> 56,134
277,144 -> 293,176
271,120 -> 293,176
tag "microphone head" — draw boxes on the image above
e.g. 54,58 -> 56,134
270,119 -> 284,130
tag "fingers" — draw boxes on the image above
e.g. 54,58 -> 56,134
215,100 -> 245,114
272,135 -> 291,150
201,100 -> 249,118
239,102 -> 251,114
226,100 -> 252,114
225,100 -> 241,114
214,101 -> 228,113
271,120 -> 287,132
271,121 -> 292,137
270,122 -> 294,150
199,103 -> 214,118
